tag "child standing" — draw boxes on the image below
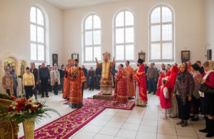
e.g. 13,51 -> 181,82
160,79 -> 172,119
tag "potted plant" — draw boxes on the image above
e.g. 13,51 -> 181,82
0,94 -> 60,139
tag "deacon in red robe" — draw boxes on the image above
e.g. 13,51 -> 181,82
125,61 -> 135,98
62,59 -> 73,100
114,64 -> 128,103
135,58 -> 147,106
63,59 -> 86,108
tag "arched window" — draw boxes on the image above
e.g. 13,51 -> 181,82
114,9 -> 134,61
83,14 -> 101,63
149,4 -> 174,62
30,6 -> 46,62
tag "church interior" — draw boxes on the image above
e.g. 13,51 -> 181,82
0,0 -> 214,139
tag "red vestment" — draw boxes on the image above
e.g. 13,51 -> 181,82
125,66 -> 135,98
135,64 -> 147,103
62,65 -> 71,99
63,66 -> 86,104
114,68 -> 128,103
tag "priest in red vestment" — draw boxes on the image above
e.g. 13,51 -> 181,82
125,61 -> 135,98
135,58 -> 147,106
63,58 -> 73,100
63,59 -> 86,108
114,64 -> 128,103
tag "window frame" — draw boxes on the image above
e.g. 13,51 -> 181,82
113,9 -> 135,62
149,4 -> 175,62
30,6 -> 46,63
83,13 -> 102,63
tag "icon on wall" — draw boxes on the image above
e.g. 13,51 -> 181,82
52,54 -> 58,66
138,51 -> 145,61
71,53 -> 79,61
181,50 -> 190,63
207,49 -> 212,61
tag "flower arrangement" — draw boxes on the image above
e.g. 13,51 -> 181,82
1,94 -> 60,124
0,93 -> 15,100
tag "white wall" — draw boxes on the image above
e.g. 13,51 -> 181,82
205,0 -> 214,60
0,0 -> 63,66
63,0 -> 206,69
0,0 -> 63,92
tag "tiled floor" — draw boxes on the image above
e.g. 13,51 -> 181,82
18,90 -> 214,139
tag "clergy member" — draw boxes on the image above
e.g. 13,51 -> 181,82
135,59 -> 147,107
95,53 -> 115,95
63,59 -> 73,100
64,59 -> 86,108
114,64 -> 128,103
125,61 -> 135,98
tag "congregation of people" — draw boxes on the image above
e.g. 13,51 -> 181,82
2,58 -> 214,138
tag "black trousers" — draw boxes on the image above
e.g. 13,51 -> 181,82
41,78 -> 48,97
177,95 -> 190,120
90,80 -> 94,90
25,86 -> 33,99
6,89 -> 10,95
53,82 -> 59,95
13,88 -> 17,98
191,96 -> 200,114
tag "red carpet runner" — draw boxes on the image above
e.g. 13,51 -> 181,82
19,99 -> 135,139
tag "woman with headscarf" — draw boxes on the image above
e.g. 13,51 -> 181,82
199,61 -> 214,137
168,65 -> 179,118
166,64 -> 171,77
9,67 -> 18,98
156,71 -> 165,96
173,63 -> 195,127
187,62 -> 192,73
190,63 -> 202,121
160,64 -> 166,73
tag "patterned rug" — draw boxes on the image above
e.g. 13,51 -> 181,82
19,99 -> 135,139
92,92 -> 114,100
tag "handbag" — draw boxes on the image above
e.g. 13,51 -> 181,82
199,74 -> 214,94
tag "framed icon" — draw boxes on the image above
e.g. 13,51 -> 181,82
207,49 -> 212,61
52,54 -> 58,66
181,51 -> 190,63
138,51 -> 145,61
71,53 -> 79,61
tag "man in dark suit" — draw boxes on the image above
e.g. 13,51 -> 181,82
30,62 -> 39,99
39,63 -> 50,98
88,67 -> 95,90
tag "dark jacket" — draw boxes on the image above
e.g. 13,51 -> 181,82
39,67 -> 50,80
96,68 -> 102,76
59,69 -> 65,79
88,70 -> 95,80
83,68 -> 88,77
30,68 -> 39,83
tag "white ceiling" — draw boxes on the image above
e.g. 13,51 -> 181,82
45,0 -> 128,9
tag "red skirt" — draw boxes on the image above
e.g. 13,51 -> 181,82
159,92 -> 172,109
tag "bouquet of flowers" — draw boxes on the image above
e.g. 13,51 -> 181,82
0,93 -> 15,100
1,95 -> 60,124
